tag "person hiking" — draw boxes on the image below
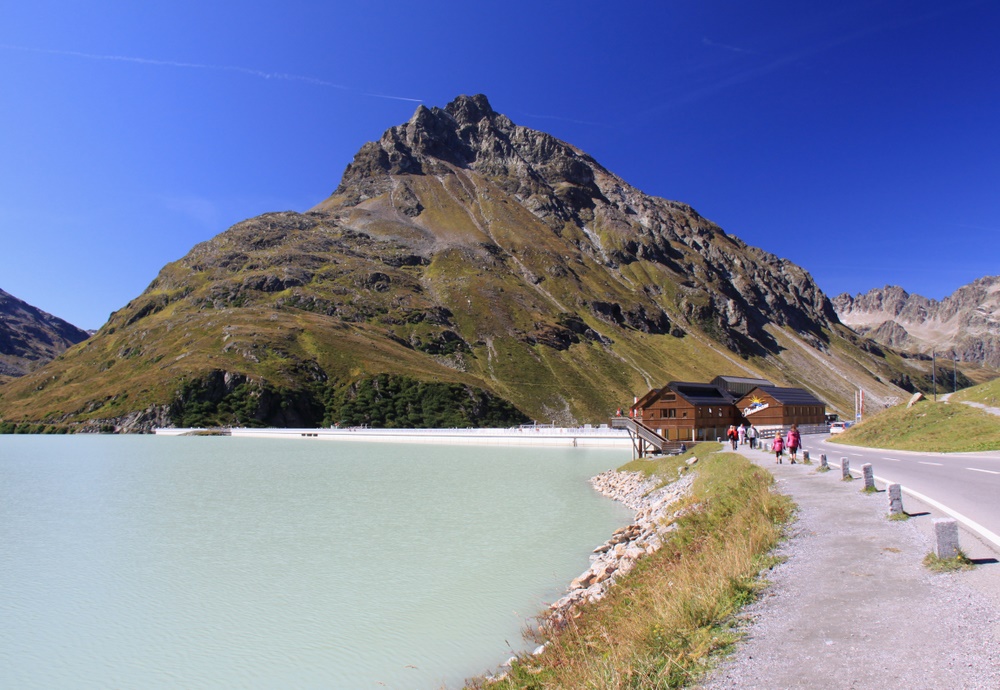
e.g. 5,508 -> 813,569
747,424 -> 758,449
786,424 -> 801,464
726,425 -> 738,450
738,424 -> 747,445
771,433 -> 784,463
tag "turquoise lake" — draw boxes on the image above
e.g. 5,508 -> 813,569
0,435 -> 632,689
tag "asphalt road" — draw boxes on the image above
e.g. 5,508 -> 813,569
811,433 -> 1000,549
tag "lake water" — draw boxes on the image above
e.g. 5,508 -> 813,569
0,435 -> 632,689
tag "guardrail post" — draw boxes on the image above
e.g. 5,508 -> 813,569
841,458 -> 850,480
820,453 -> 828,469
933,518 -> 960,559
887,483 -> 904,515
862,463 -> 875,490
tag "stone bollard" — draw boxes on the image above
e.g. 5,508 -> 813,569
803,450 -> 811,463
934,518 -> 960,559
841,458 -> 851,480
820,453 -> 828,469
887,483 -> 904,515
862,463 -> 875,490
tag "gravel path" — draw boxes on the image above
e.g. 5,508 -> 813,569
960,400 -> 1000,416
699,447 -> 1000,689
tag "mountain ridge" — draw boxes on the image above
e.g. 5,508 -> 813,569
833,277 -> 1000,367
0,288 -> 90,378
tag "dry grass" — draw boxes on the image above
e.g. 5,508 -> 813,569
472,452 -> 793,689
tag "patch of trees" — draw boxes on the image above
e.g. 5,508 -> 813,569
331,374 -> 528,429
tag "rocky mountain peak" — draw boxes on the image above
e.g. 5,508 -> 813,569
834,277 -> 1000,366
333,93 -> 582,207
444,93 -> 497,125
322,95 -> 842,356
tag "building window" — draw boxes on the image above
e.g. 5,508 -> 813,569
667,409 -> 676,418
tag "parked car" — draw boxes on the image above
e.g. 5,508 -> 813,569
829,422 -> 848,434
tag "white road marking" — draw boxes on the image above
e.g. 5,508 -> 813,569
967,467 -> 1000,475
882,457 -> 901,462
918,461 -> 943,466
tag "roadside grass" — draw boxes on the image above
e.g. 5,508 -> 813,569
888,512 -> 910,521
473,451 -> 793,689
923,550 -> 975,572
827,399 -> 1000,452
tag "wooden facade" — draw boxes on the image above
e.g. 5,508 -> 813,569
632,381 -> 740,442
736,386 -> 826,428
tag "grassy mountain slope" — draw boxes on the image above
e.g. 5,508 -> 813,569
0,95 -> 939,431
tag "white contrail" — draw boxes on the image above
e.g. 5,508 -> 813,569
362,92 -> 424,103
1,43 -> 422,103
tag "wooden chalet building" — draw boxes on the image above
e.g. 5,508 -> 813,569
736,385 -> 827,428
631,381 -> 740,442
628,377 -> 828,449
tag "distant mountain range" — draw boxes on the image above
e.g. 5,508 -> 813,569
833,277 -> 1000,368
0,288 -> 90,377
0,95 -> 967,431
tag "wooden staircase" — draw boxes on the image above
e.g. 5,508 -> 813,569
611,417 -> 689,458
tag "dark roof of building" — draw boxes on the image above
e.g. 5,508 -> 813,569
753,386 -> 826,406
712,375 -> 774,386
668,381 -> 736,406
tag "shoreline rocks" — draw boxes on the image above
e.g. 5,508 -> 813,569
545,468 -> 695,628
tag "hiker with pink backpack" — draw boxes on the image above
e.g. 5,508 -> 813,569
786,424 -> 802,464
771,432 -> 784,464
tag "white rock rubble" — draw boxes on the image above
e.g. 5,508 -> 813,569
544,468 -> 694,628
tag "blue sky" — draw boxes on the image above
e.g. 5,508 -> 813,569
2,0 -> 997,329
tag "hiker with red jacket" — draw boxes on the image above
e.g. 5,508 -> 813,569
786,424 -> 802,464
771,432 -> 784,464
726,425 -> 738,450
